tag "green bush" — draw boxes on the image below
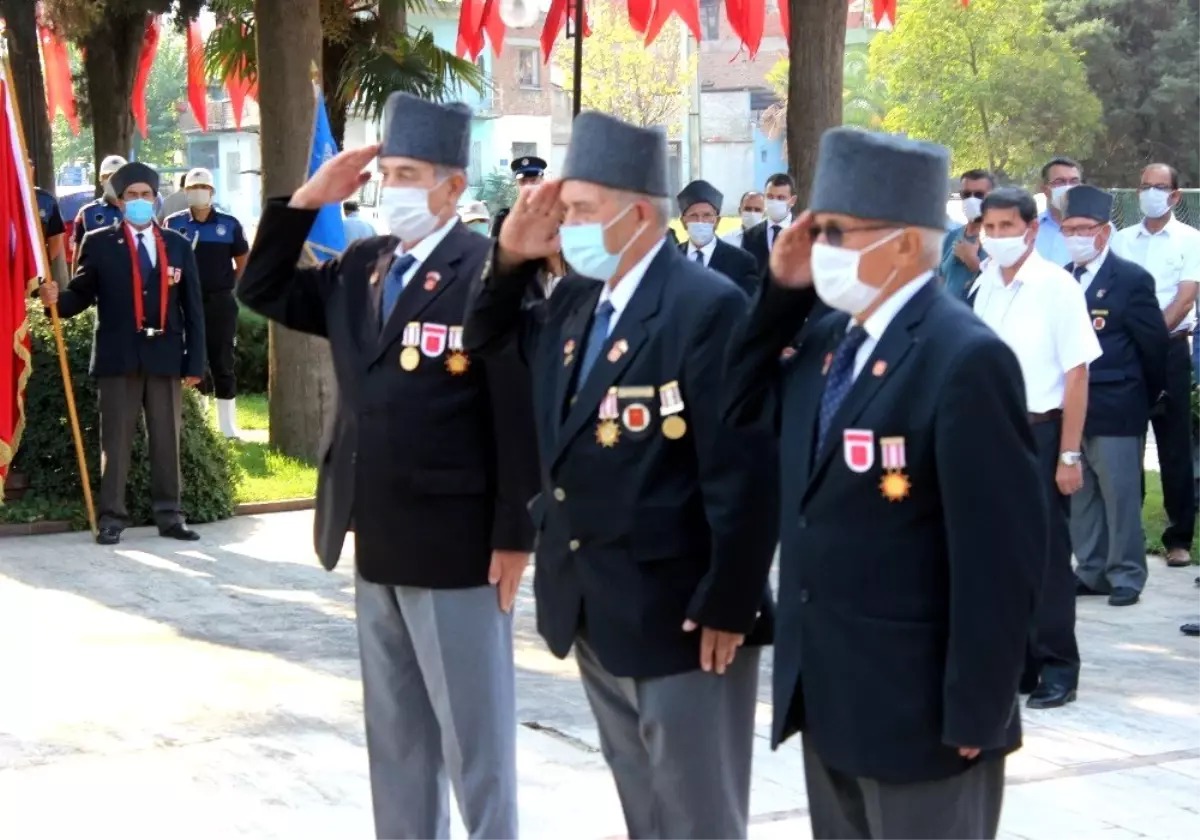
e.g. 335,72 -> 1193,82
7,301 -> 239,526
235,306 -> 269,395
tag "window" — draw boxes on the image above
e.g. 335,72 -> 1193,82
225,150 -> 241,192
517,48 -> 541,88
699,0 -> 720,41
190,140 -> 220,172
512,142 -> 538,160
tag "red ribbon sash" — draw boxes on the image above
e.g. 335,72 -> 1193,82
124,225 -> 170,334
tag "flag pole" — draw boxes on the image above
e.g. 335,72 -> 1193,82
1,48 -> 97,535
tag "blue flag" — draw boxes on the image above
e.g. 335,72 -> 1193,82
304,87 -> 347,260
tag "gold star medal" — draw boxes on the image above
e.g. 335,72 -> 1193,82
399,322 -> 421,371
445,326 -> 470,375
596,387 -> 620,447
878,436 -> 911,502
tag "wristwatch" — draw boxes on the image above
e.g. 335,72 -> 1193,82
1059,451 -> 1082,467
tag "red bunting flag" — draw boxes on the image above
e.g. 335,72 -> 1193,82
874,0 -> 897,26
741,0 -> 764,58
541,0 -> 592,61
186,21 -> 208,133
628,0 -> 653,32
481,0 -> 507,57
779,0 -> 789,43
131,16 -> 161,139
644,0 -> 701,48
37,24 -> 78,135
457,0 -> 485,59
226,24 -> 257,130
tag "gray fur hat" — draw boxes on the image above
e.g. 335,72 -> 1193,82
380,92 -> 472,169
562,111 -> 670,197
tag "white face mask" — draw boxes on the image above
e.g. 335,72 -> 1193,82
810,229 -> 903,316
980,232 -> 1031,268
186,188 -> 212,209
962,196 -> 984,221
1050,184 -> 1073,212
1138,189 -> 1172,220
741,211 -> 763,229
686,221 -> 715,247
766,199 -> 791,223
379,182 -> 445,242
1066,234 -> 1100,265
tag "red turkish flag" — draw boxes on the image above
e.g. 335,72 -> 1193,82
481,0 -> 507,57
541,0 -> 592,60
779,0 -> 789,43
741,0 -> 764,58
131,16 -> 161,139
644,0 -> 701,48
874,0 -> 897,26
38,24 -> 79,135
628,0 -> 653,32
457,0 -> 485,59
226,24 -> 257,130
186,21 -> 208,133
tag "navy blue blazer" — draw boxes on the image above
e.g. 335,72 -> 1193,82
1072,251 -> 1169,438
677,238 -> 761,298
56,222 -> 205,380
722,279 -> 1044,785
465,242 -> 779,679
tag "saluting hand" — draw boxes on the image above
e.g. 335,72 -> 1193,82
488,550 -> 530,613
497,180 -> 564,270
770,209 -> 815,289
683,619 -> 745,675
290,144 -> 380,211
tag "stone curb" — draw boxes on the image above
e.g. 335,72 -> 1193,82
0,497 -> 316,538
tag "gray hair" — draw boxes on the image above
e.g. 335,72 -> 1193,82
614,189 -> 670,231
919,228 -> 945,265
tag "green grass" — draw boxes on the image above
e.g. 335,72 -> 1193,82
1141,470 -> 1198,559
232,441 -> 317,504
201,392 -> 269,431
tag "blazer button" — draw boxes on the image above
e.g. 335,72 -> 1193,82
797,515 -> 808,528
553,487 -> 566,502
799,588 -> 811,604
568,539 -> 580,551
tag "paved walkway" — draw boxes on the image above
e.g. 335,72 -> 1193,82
0,511 -> 1197,839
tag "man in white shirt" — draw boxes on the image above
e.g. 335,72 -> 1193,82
720,190 -> 764,249
975,187 -> 1102,710
1111,163 -> 1200,567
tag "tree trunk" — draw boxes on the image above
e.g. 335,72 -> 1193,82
786,0 -> 847,205
378,0 -> 407,40
256,0 -> 334,463
322,36 -> 349,149
80,11 -> 145,172
1,0 -> 54,191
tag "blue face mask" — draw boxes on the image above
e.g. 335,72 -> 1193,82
123,198 -> 155,226
467,221 -> 490,235
560,204 -> 644,281
686,222 -> 715,246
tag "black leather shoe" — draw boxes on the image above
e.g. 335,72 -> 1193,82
1027,684 -> 1077,709
1182,623 -> 1200,637
96,526 -> 121,546
1108,587 -> 1140,607
159,523 -> 200,541
1019,672 -> 1039,695
1075,577 -> 1111,597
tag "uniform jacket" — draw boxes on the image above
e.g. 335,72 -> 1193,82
35,187 -> 64,241
56,222 -> 205,380
677,238 -> 761,299
722,278 -> 1044,785
73,198 -> 123,252
164,208 -> 249,295
464,242 -> 780,679
1073,251 -> 1169,437
740,219 -> 772,274
490,207 -> 510,239
237,199 -> 539,588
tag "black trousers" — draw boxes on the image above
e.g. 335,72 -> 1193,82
1145,335 -> 1196,551
201,291 -> 238,399
1026,417 -> 1079,689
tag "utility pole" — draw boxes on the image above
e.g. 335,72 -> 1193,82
685,28 -> 701,181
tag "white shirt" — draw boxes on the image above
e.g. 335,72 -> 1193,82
973,250 -> 1101,413
686,236 -> 717,267
127,224 -> 157,267
720,229 -> 745,248
850,272 -> 934,380
1111,215 -> 1200,334
597,238 -> 666,336
392,215 -> 458,287
1074,245 -> 1109,294
767,218 -> 791,251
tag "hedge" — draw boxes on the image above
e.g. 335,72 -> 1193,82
236,306 -> 268,395
5,302 -> 238,526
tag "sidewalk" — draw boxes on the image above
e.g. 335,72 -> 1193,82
0,511 -> 1197,839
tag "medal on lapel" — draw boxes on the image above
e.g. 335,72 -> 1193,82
596,387 -> 621,447
563,338 -> 576,367
607,338 -> 629,364
658,380 -> 687,440
822,352 -> 834,375
872,360 -> 887,377
445,326 -> 470,375
879,436 -> 911,502
421,323 -> 448,357
424,270 -> 441,292
399,322 -> 421,371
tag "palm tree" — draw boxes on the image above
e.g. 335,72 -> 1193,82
204,0 -> 484,147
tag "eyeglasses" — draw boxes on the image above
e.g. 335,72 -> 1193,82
1139,184 -> 1173,193
683,214 -> 718,224
1061,223 -> 1105,237
960,191 -> 988,200
1048,178 -> 1082,188
806,223 -> 895,248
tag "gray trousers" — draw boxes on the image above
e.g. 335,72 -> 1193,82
802,738 -> 1005,839
1071,435 -> 1147,592
574,637 -> 760,839
355,578 -> 517,840
97,374 -> 183,531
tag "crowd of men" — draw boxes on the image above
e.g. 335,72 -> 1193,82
30,85 -> 1198,839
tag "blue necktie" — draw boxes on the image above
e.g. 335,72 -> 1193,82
382,254 -> 416,324
693,250 -> 704,264
137,234 -> 155,327
575,301 -> 615,393
816,325 -> 870,456
1072,264 -> 1087,283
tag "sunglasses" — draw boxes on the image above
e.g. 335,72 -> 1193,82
806,223 -> 895,248
960,191 -> 988,200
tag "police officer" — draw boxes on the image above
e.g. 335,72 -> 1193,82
465,112 -> 779,839
722,129 -> 1045,839
38,162 -> 206,546
237,93 -> 538,840
32,166 -> 68,286
164,168 -> 249,438
72,154 -> 127,261
489,154 -> 546,238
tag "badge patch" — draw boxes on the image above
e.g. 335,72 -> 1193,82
872,360 -> 888,377
616,386 -> 655,399
94,212 -> 104,224
167,267 -> 181,285
1093,316 -> 1106,330
607,338 -> 629,363
780,346 -> 797,361
424,271 -> 441,292
39,209 -> 47,220
563,338 -> 576,366
621,403 -> 651,433
843,429 -> 875,473
1096,289 -> 1107,298
822,352 -> 834,375
215,224 -> 226,236
421,323 -> 448,357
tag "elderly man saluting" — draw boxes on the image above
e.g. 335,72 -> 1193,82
722,129 -> 1046,839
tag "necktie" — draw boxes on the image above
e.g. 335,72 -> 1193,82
575,301 -> 615,394
1072,264 -> 1087,283
382,254 -> 416,324
693,250 -> 704,264
137,233 -> 155,329
770,224 -> 782,250
816,326 -> 870,456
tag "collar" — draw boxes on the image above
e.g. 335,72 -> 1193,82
188,209 -> 217,224
393,214 -> 458,264
1138,214 -> 1180,237
125,222 -> 156,238
1079,245 -> 1109,275
687,237 -> 717,259
856,271 -> 934,341
599,237 -> 666,318
1037,209 -> 1061,231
